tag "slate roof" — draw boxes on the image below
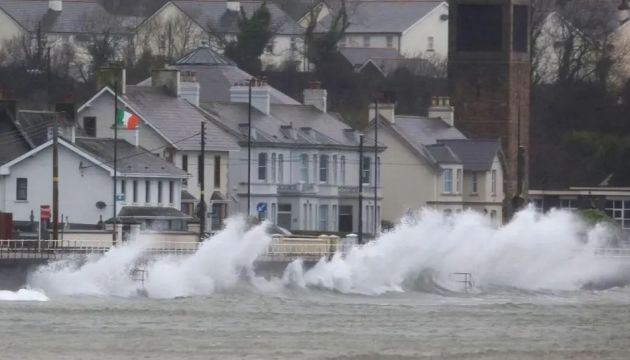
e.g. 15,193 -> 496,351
271,0 -> 315,21
73,137 -> 190,177
171,0 -> 303,35
181,190 -> 197,202
436,139 -> 502,172
339,47 -> 403,66
321,1 -> 444,34
338,47 -> 430,75
0,0 -> 138,34
425,143 -> 461,165
0,110 -> 30,165
14,110 -> 59,148
136,44 -> 300,105
200,101 -> 380,148
121,85 -> 240,152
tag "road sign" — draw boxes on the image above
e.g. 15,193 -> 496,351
256,202 -> 267,213
40,205 -> 51,220
116,193 -> 125,202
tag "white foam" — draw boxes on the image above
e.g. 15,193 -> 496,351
0,288 -> 49,301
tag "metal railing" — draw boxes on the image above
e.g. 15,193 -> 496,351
0,239 -> 348,259
1,240 -> 630,259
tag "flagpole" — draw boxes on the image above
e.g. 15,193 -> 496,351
113,80 -> 118,247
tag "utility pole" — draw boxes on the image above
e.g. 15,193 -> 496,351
52,113 -> 59,242
46,46 -> 51,110
247,78 -> 253,216
358,134 -> 364,244
112,80 -> 118,246
373,96 -> 379,236
198,121 -> 206,241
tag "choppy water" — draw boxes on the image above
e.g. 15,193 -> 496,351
1,208 -> 630,359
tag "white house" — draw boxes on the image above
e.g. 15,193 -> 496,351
198,81 -> 385,234
0,124 -> 190,229
364,97 -> 505,226
134,0 -> 307,71
76,65 -> 240,231
312,1 -> 449,59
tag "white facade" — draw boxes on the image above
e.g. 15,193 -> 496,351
337,2 -> 449,59
228,146 -> 382,234
0,140 -> 183,224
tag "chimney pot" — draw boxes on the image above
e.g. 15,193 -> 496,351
49,0 -> 62,12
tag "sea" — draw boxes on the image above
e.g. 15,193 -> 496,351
1,208 -> 630,360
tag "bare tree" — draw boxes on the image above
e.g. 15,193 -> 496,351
137,10 -> 206,61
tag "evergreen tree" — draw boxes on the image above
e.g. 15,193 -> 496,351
224,2 -> 273,75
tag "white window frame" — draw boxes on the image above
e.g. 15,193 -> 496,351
386,35 -> 394,48
456,169 -> 462,194
319,155 -> 329,183
258,152 -> 268,181
300,154 -> 309,182
278,154 -> 284,184
362,156 -> 371,185
491,169 -> 497,195
271,153 -> 277,183
340,156 -> 346,185
427,36 -> 434,51
319,204 -> 329,231
472,172 -> 478,194
443,169 -> 453,193
312,154 -> 318,184
363,35 -> 370,47
332,155 -> 337,184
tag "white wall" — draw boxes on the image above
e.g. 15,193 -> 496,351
400,3 -> 448,58
173,150 -> 229,204
116,177 -> 182,209
1,145 -> 113,224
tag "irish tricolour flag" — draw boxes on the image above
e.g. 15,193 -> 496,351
116,109 -> 139,129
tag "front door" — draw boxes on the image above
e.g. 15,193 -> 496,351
338,205 -> 353,233
211,203 -> 226,230
277,204 -> 292,230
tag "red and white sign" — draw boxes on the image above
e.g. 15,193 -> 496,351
40,205 -> 51,220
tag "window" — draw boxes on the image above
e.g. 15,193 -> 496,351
319,205 -> 329,231
332,155 -> 337,184
339,36 -> 346,47
560,199 -> 577,212
278,154 -> 284,184
513,5 -> 529,53
16,178 -> 27,200
532,198 -> 544,213
169,181 -> 174,204
182,155 -> 188,187
491,169 -> 497,195
214,156 -> 221,188
362,156 -> 371,185
157,181 -> 163,204
303,203 -> 307,229
377,157 -> 381,185
472,172 -> 478,193
258,152 -> 267,181
145,180 -> 151,203
133,180 -> 138,203
456,4 -> 503,52
605,200 -> 630,229
308,203 -> 313,230
443,169 -> 453,193
427,36 -> 434,51
319,155 -> 329,183
121,180 -> 126,198
340,156 -> 346,185
363,36 -> 370,47
271,153 -> 277,183
444,209 -> 452,216
265,39 -> 274,53
271,203 -> 277,224
386,35 -> 394,48
312,155 -> 318,184
332,205 -> 338,231
490,210 -> 497,225
456,169 -> 462,194
300,154 -> 309,182
290,37 -> 297,50
83,116 -> 96,137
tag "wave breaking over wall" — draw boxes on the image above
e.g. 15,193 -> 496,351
21,208 -> 630,299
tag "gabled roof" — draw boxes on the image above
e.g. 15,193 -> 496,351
77,85 -> 240,152
0,0 -> 138,34
271,0 -> 318,22
425,143 -> 461,165
199,101 -> 382,149
0,136 -> 189,178
73,138 -> 190,177
136,44 -> 300,105
171,0 -> 303,35
321,1 -> 446,34
339,47 -> 402,67
0,109 -> 30,165
436,139 -> 502,172
14,110 -> 60,148
338,47 -> 430,76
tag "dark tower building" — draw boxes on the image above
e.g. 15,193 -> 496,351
447,0 -> 531,220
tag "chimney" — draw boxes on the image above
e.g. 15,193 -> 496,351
180,70 -> 200,106
55,94 -> 75,123
113,126 -> 140,147
428,96 -> 455,126
230,78 -> 271,115
368,95 -> 396,124
227,1 -> 240,11
620,0 -> 630,25
303,81 -> 327,113
96,62 -> 126,94
49,112 -> 76,143
151,69 -> 180,97
49,0 -> 62,11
